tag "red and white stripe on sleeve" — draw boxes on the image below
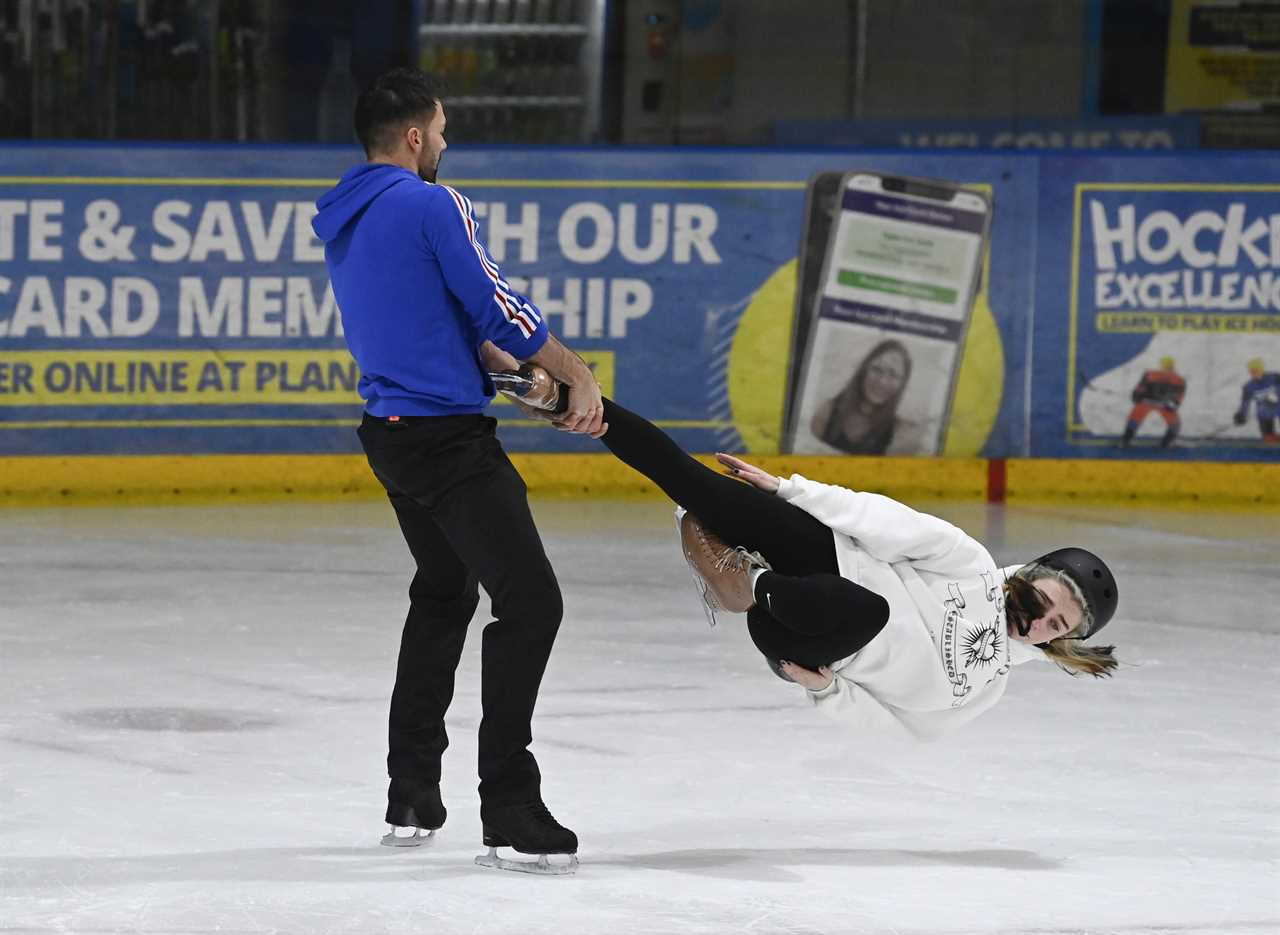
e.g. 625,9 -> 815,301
442,185 -> 541,339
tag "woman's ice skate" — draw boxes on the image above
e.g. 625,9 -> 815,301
488,364 -> 570,417
676,507 -> 771,627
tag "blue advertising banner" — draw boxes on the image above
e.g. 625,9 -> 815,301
0,146 -> 1036,459
3,145 -> 1274,462
1033,154 -> 1280,461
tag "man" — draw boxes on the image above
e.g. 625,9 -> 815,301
1233,358 -> 1280,443
1121,356 -> 1184,449
312,67 -> 602,871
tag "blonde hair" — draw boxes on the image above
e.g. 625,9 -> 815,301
1008,564 -> 1118,679
1039,635 -> 1118,678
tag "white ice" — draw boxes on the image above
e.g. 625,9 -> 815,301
1,496 -> 1277,934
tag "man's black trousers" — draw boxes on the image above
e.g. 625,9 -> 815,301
358,412 -> 562,806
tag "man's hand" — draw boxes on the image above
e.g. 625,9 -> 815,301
528,335 -> 607,438
555,380 -> 606,438
715,453 -> 780,493
780,661 -> 834,691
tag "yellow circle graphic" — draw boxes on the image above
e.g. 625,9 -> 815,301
727,259 -> 1004,456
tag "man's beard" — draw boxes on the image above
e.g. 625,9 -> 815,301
419,154 -> 440,183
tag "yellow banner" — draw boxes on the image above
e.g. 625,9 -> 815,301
1096,311 -> 1279,333
1165,0 -> 1280,111
0,349 -> 615,407
0,350 -> 361,406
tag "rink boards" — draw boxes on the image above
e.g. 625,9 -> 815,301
0,451 -> 1273,507
0,144 -> 1277,504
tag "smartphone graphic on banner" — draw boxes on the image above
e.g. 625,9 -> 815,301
785,172 -> 992,456
783,171 -> 845,439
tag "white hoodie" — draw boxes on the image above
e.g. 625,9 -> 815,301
773,474 -> 1044,739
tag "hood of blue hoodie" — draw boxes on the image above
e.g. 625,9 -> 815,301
312,163 -> 419,244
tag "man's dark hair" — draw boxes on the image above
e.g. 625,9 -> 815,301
354,68 -> 445,155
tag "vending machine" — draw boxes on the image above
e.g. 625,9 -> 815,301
416,0 -> 607,144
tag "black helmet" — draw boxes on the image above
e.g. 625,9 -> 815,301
1032,548 -> 1118,639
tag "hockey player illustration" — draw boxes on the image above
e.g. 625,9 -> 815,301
1232,358 -> 1280,443
1121,356 -> 1185,448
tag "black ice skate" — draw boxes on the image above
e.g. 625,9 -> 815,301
475,799 -> 579,875
488,364 -> 570,417
381,777 -> 445,848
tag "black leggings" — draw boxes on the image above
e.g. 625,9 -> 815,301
599,399 -> 889,671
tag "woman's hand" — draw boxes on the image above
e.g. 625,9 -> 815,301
780,661 -> 834,691
715,453 -> 780,493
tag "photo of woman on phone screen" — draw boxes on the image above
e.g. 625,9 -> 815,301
810,339 -> 922,455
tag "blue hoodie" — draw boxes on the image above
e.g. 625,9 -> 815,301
312,164 -> 548,417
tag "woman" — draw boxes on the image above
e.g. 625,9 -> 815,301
494,366 -> 1120,738
600,396 -> 1118,738
811,339 -> 915,455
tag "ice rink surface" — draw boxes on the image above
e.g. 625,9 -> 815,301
2,493 -> 1277,935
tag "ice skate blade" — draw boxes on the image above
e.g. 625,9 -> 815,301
675,506 -> 718,628
688,569 -> 720,628
475,846 -> 578,875
381,827 -> 436,848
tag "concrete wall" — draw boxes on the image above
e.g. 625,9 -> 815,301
620,0 -> 1088,144
860,0 -> 1086,119
724,0 -> 853,143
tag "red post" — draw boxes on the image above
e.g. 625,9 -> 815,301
986,458 -> 1007,504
